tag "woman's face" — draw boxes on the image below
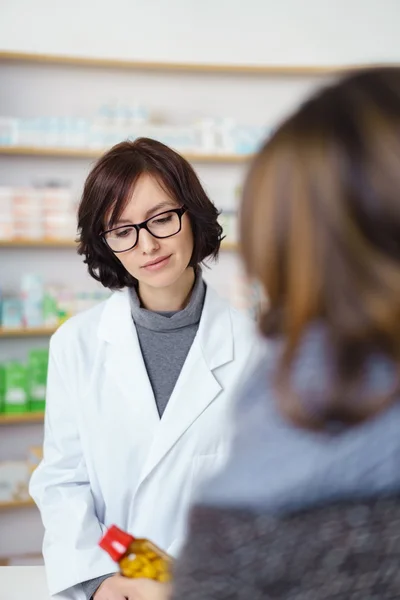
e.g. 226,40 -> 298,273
108,173 -> 194,290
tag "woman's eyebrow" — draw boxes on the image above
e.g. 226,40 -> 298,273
110,201 -> 175,228
144,201 -> 175,220
107,218 -> 132,228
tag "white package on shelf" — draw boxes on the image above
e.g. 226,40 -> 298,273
15,118 -> 40,147
13,188 -> 44,240
42,187 -> 76,239
20,273 -> 44,328
0,187 -> 15,240
196,118 -> 218,153
0,117 -> 19,146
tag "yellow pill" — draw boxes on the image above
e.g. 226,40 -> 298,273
152,559 -> 164,572
141,564 -> 157,579
123,568 -> 134,578
120,558 -> 130,569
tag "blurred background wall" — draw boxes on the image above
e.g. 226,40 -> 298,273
1,0 -> 399,64
0,0 -> 399,566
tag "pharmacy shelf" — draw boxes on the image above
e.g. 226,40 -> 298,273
0,145 -> 252,163
0,238 -> 76,248
0,50 -> 375,75
0,239 -> 238,251
0,327 -> 56,337
0,412 -> 44,425
0,498 -> 36,510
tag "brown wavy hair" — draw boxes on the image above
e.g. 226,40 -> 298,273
241,67 -> 400,427
77,138 -> 222,289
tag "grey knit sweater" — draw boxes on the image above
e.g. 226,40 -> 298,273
171,324 -> 400,599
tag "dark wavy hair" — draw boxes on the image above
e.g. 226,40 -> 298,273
77,138 -> 223,289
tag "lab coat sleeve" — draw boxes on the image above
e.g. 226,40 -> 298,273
29,335 -> 117,596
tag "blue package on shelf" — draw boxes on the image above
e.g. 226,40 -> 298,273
1,297 -> 24,329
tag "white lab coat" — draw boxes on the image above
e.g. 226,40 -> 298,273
30,286 -> 257,599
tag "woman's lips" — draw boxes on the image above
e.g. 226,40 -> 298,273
141,255 -> 171,271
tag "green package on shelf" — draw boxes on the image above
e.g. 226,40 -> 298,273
28,348 -> 49,370
3,361 -> 29,414
30,399 -> 46,412
0,365 -> 5,413
27,349 -> 49,412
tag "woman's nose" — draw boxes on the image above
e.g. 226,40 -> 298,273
138,228 -> 160,254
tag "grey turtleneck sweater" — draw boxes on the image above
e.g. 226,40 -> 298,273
81,272 -> 206,600
129,272 -> 206,417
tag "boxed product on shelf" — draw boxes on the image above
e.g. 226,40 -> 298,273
0,117 -> 18,146
42,186 -> 76,239
0,365 -> 4,412
13,187 -> 44,239
0,108 -> 269,155
0,185 -> 76,242
0,350 -> 49,414
21,274 -> 44,328
43,286 -> 60,327
0,461 -> 30,502
0,296 -> 23,328
27,349 -> 49,412
2,362 -> 29,414
0,279 -> 111,330
0,187 -> 14,239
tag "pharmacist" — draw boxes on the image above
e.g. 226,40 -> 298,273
30,138 -> 258,600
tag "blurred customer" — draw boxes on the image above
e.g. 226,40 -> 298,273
170,68 -> 400,599
29,138 -> 257,600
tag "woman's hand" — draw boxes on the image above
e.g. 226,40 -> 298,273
94,574 -> 171,600
122,578 -> 171,600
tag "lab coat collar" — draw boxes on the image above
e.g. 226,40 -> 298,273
97,286 -> 234,483
98,286 -> 233,367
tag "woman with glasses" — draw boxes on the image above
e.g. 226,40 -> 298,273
30,138 -> 257,600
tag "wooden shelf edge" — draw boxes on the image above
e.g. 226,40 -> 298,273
0,412 -> 44,424
0,145 -> 101,159
0,145 -> 252,162
0,239 -> 235,250
1,51 -> 396,75
0,238 -> 76,248
0,552 -> 44,565
0,498 -> 36,510
0,327 -> 56,337
185,152 -> 251,163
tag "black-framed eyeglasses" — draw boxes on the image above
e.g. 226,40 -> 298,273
100,207 -> 187,253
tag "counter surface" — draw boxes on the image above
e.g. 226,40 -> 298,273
0,567 -> 50,600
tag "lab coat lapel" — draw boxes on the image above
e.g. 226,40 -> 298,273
98,290 -> 159,430
137,287 -> 234,485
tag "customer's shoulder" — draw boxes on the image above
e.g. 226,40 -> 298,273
233,341 -> 277,407
228,305 -> 257,338
204,285 -> 257,337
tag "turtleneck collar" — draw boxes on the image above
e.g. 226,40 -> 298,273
129,269 -> 206,333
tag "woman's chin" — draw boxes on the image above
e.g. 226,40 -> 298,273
138,268 -> 183,290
